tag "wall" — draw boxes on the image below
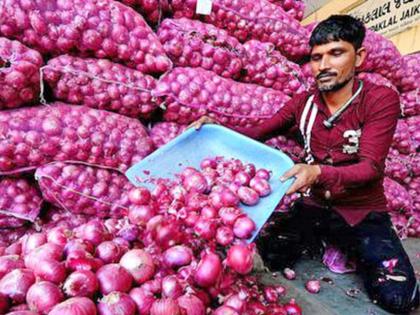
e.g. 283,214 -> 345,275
302,0 -> 420,55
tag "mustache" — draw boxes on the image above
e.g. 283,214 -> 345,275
316,72 -> 337,79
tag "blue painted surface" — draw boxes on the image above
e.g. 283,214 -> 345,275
126,125 -> 295,242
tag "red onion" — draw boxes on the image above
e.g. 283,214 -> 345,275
237,187 -> 260,206
120,249 -> 155,284
233,216 -> 256,239
234,171 -> 251,186
162,276 -> 183,299
227,245 -> 254,275
194,218 -> 217,240
218,207 -> 242,226
129,205 -> 156,226
209,188 -> 239,209
224,291 -> 248,312
75,220 -> 110,246
200,206 -> 218,219
305,280 -> 320,294
49,297 -> 97,315
150,298 -> 181,315
249,178 -> 271,197
0,269 -> 35,303
182,172 -> 208,194
33,259 -> 66,284
64,239 -> 94,257
47,227 -> 72,247
162,245 -> 193,269
130,287 -> 156,315
66,255 -> 104,272
213,306 -> 239,315
24,243 -> 63,270
128,187 -> 151,206
5,243 -> 22,256
22,233 -> 47,255
153,220 -> 184,249
63,270 -> 98,298
283,268 -> 296,280
0,255 -> 24,279
97,264 -> 133,294
255,169 -> 271,180
284,299 -> 302,315
275,285 -> 287,297
26,281 -> 64,314
263,286 -> 279,303
98,292 -> 136,315
216,226 -> 234,246
194,252 -> 222,288
177,294 -> 205,315
185,211 -> 200,227
95,241 -> 123,264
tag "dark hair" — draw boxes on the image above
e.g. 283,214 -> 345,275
309,15 -> 366,51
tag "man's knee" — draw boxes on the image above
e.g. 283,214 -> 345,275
371,282 -> 419,314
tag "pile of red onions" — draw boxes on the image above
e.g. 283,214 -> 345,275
149,122 -> 187,148
0,157 -> 301,314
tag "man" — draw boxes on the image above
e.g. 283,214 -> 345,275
196,15 -> 419,314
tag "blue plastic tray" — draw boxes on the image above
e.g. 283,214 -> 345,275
125,125 -> 295,242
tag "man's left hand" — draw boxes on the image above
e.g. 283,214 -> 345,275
281,164 -> 321,195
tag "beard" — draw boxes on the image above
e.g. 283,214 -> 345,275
317,73 -> 354,92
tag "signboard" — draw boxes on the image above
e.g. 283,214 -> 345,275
348,0 -> 420,37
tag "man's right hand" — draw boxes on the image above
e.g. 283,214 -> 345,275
187,116 -> 218,130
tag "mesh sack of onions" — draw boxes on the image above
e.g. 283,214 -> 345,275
38,206 -> 90,232
406,177 -> 420,212
392,120 -> 415,155
149,122 -> 187,148
265,134 -> 303,163
357,72 -> 397,92
385,152 -> 411,185
0,178 -> 42,229
0,0 -> 171,74
0,37 -> 43,109
240,40 -> 308,96
43,55 -> 160,119
117,0 -> 171,25
397,53 -> 420,92
384,177 -> 413,213
153,67 -> 290,128
406,116 -> 419,151
0,103 -> 154,175
157,18 -> 244,79
357,30 -> 403,87
300,62 -> 316,90
265,0 -> 305,21
35,161 -> 145,218
170,0 -> 310,61
400,89 -> 419,117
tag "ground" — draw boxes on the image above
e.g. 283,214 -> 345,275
256,238 -> 420,314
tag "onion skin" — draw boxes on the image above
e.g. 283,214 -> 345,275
177,294 -> 205,315
162,245 -> 193,269
0,268 -> 35,303
194,252 -> 222,288
49,297 -> 97,315
130,287 -> 156,315
226,245 -> 254,275
26,281 -> 64,314
150,298 -> 181,315
305,280 -> 321,294
96,264 -> 133,295
213,306 -> 239,315
98,292 -> 136,315
120,249 -> 155,284
63,270 -> 99,298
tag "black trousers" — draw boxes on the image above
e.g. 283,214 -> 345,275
256,199 -> 419,314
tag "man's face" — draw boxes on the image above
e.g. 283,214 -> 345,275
310,40 -> 364,92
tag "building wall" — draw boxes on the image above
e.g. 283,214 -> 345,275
302,0 -> 420,55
